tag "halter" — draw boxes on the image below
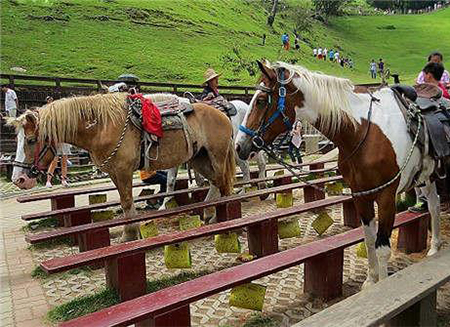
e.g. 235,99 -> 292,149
12,134 -> 57,179
239,67 -> 293,149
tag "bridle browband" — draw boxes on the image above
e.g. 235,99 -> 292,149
239,67 -> 294,149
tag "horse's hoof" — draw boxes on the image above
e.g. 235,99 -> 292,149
427,247 -> 439,257
362,278 -> 376,290
206,216 -> 217,224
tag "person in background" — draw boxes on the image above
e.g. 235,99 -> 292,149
317,47 -> 323,60
288,121 -> 303,164
108,82 -> 128,93
313,48 -> 317,57
334,51 -> 340,63
422,62 -> 450,99
416,51 -> 450,88
329,49 -> 334,61
323,48 -> 327,61
1,84 -> 18,118
294,35 -> 300,50
45,96 -> 71,188
262,33 -> 266,46
140,170 -> 168,209
378,58 -> 385,75
200,68 -> 221,101
369,59 -> 377,79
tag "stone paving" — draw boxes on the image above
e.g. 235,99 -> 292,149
2,178 -> 450,326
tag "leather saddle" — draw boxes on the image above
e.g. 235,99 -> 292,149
392,83 -> 450,177
184,93 -> 237,118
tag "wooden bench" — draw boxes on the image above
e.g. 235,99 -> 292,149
58,210 -> 430,327
21,166 -> 334,222
293,248 -> 450,327
42,195 -> 354,301
26,176 -> 346,253
17,160 -> 335,212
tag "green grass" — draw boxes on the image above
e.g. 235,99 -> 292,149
47,269 -> 212,322
22,217 -> 59,232
2,0 -> 450,86
31,265 -> 93,280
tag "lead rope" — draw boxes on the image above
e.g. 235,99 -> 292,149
261,103 -> 422,198
97,105 -> 132,171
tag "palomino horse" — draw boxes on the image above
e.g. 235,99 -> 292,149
161,98 -> 267,210
236,60 -> 441,287
8,92 -> 236,242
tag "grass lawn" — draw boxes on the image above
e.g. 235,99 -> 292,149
2,0 -> 449,86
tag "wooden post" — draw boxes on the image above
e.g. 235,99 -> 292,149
106,252 -> 147,302
51,195 -> 75,226
304,184 -> 325,203
388,291 -> 437,327
78,228 -> 110,252
216,201 -> 241,222
64,209 -> 92,245
174,179 -> 189,206
397,214 -> 429,254
304,249 -> 344,301
136,306 -> 191,327
247,218 -> 278,257
342,201 -> 360,228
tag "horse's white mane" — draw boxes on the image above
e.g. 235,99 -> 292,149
271,61 -> 356,136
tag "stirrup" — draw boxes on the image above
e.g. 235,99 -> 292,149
436,160 -> 447,179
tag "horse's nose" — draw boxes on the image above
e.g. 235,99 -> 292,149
14,176 -> 26,186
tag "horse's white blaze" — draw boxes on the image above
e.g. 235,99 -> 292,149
12,127 -> 26,183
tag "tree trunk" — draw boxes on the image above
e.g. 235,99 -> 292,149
267,0 -> 279,27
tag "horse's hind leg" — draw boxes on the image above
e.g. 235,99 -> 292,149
356,199 -> 378,288
159,166 -> 178,210
422,181 -> 441,256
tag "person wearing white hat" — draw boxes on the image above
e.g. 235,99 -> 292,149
200,68 -> 221,101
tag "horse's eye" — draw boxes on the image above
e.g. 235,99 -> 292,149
26,138 -> 36,145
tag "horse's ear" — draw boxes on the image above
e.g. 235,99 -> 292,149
257,60 -> 276,81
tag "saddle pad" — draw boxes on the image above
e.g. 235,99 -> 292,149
423,113 -> 450,159
161,114 -> 184,131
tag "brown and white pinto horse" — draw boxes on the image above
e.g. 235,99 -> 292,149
236,60 -> 441,287
8,93 -> 236,242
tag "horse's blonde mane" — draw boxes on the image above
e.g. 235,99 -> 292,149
39,93 -> 127,143
272,61 -> 356,136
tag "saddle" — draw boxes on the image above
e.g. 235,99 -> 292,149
128,95 -> 195,170
185,93 -> 237,118
392,83 -> 450,177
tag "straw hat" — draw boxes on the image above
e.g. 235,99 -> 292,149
204,68 -> 221,84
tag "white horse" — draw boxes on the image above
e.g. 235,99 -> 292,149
161,98 -> 267,213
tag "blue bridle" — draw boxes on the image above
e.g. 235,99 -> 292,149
239,68 -> 293,148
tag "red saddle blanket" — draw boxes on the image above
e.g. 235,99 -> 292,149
128,94 -> 163,138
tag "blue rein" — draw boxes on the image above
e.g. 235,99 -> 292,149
239,68 -> 292,144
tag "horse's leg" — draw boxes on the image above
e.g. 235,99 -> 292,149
236,156 -> 249,194
375,188 -> 397,281
194,170 -> 206,187
204,184 -> 221,223
256,152 -> 267,189
422,181 -> 441,256
355,199 -> 378,288
110,171 -> 140,242
159,166 -> 178,210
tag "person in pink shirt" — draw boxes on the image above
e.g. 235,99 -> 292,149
416,52 -> 450,88
422,62 -> 450,99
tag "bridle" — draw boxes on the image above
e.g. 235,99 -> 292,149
239,67 -> 294,150
13,132 -> 57,179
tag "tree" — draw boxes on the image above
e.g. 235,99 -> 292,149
313,0 -> 349,23
267,0 -> 279,27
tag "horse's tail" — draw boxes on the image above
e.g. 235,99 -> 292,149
222,139 -> 236,196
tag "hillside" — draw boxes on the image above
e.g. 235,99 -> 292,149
1,0 -> 450,85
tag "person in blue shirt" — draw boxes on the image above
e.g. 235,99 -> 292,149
329,49 -> 334,61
